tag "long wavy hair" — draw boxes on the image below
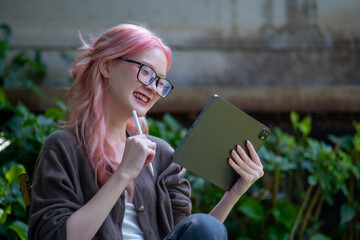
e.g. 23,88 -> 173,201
63,24 -> 172,188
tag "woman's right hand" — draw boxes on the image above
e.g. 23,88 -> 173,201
116,135 -> 156,180
66,134 -> 156,240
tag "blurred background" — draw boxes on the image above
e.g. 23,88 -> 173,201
1,0 -> 359,135
1,0 -> 360,239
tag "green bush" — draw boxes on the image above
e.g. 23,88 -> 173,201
0,23 -> 66,240
0,89 -> 65,240
0,23 -> 66,177
0,24 -> 46,95
0,162 -> 28,240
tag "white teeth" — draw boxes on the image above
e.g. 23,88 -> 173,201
134,92 -> 149,103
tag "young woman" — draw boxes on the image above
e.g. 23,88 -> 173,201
28,24 -> 264,240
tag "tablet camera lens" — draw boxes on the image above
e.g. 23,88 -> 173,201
258,129 -> 270,141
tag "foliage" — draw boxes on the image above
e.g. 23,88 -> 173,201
0,162 -> 28,240
0,24 -> 66,239
233,112 -> 359,239
0,23 -> 67,177
147,113 -> 187,149
0,24 -> 46,95
0,90 -> 67,177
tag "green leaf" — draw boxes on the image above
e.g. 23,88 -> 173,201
0,88 -> 14,111
0,24 -> 12,43
308,175 -> 318,185
23,79 -> 47,101
5,164 -> 26,184
340,204 -> 356,225
272,201 -> 298,230
13,199 -> 26,218
54,98 -> 68,113
353,122 -> 360,151
328,134 -> 353,151
163,113 -> 181,132
237,198 -> 265,222
266,226 -> 289,240
0,208 -> 7,225
8,220 -> 28,240
0,88 -> 6,103
310,233 -> 331,240
290,111 -> 299,129
45,107 -> 64,120
299,117 -> 311,136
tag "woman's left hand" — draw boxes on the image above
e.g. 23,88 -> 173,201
227,140 -> 264,199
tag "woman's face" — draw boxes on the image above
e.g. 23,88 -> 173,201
104,47 -> 168,119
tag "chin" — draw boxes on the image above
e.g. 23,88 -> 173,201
132,107 -> 148,117
131,99 -> 156,116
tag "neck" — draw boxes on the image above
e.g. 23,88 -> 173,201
105,108 -> 130,144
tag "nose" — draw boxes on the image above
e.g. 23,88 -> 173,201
146,79 -> 157,93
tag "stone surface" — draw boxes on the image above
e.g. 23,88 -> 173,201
1,0 -> 359,114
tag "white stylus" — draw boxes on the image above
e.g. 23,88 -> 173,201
132,110 -> 154,176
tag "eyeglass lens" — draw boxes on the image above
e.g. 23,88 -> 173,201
138,65 -> 172,97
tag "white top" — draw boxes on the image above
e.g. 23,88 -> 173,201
122,192 -> 145,240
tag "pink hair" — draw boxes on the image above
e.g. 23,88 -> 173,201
63,24 -> 171,188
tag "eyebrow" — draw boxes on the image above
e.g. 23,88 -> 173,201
142,61 -> 167,79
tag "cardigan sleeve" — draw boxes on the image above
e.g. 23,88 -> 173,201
164,164 -> 192,224
151,136 -> 192,229
28,130 -> 91,240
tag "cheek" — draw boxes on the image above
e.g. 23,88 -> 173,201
111,69 -> 139,89
106,76 -> 127,101
109,71 -> 128,90
151,95 -> 161,105
108,78 -> 121,94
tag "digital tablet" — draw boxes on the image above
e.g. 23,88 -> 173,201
172,94 -> 271,191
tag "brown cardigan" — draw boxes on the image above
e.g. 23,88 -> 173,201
28,129 -> 192,240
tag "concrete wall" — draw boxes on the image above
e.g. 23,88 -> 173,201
1,0 -> 359,117
1,0 -> 359,86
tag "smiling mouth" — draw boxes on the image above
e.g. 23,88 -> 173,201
134,92 -> 149,103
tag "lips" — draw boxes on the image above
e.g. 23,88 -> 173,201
133,92 -> 150,103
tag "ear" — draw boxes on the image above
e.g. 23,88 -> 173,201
99,58 -> 111,78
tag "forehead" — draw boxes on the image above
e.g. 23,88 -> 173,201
133,48 -> 167,77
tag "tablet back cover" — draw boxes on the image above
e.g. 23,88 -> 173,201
172,94 -> 270,191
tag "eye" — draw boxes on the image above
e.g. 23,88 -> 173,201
140,67 -> 151,76
158,81 -> 165,87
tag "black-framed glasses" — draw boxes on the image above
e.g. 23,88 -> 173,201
119,57 -> 174,98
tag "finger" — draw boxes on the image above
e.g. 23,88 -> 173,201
235,145 -> 258,170
144,149 -> 156,165
246,140 -> 263,166
229,156 -> 264,182
137,135 -> 149,141
228,157 -> 249,177
125,137 -> 154,161
231,150 -> 254,174
228,158 -> 254,179
132,135 -> 156,149
232,147 -> 264,178
146,140 -> 157,151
